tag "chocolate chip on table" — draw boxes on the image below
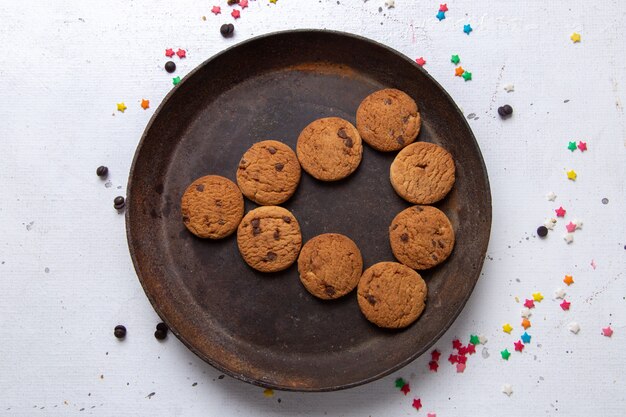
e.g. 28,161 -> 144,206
96,166 -> 108,178
537,226 -> 548,238
164,61 -> 176,73
275,163 -> 284,171
114,325 -> 126,339
156,322 -> 168,332
498,104 -> 513,118
220,23 -> 235,38
113,196 -> 125,210
154,329 -> 167,340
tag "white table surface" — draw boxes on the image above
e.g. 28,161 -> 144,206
1,0 -> 625,415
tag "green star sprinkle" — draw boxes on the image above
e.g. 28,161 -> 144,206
501,349 -> 511,360
451,54 -> 460,64
469,334 -> 480,345
395,378 -> 406,388
462,71 -> 472,81
172,76 -> 181,85
567,141 -> 577,151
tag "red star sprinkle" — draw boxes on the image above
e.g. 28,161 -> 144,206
239,0 -> 249,8
452,339 -> 462,350
467,343 -> 476,355
602,326 -> 613,337
448,354 -> 458,364
560,300 -> 571,310
458,345 -> 468,355
415,57 -> 426,66
456,363 -> 466,373
431,350 -> 441,361
578,141 -> 587,151
428,360 -> 439,372
211,5 -> 221,14
566,222 -> 577,233
231,9 -> 240,18
176,48 -> 186,58
439,3 -> 448,11
457,355 -> 467,365
524,299 -> 535,309
555,206 -> 566,217
514,340 -> 524,352
165,48 -> 175,57
400,383 -> 411,395
412,398 -> 422,410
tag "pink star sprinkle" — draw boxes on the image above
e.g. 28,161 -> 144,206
566,222 -> 577,233
602,326 -> 613,337
578,141 -> 587,151
524,299 -> 535,309
555,206 -> 566,217
211,5 -> 221,14
231,9 -> 240,18
560,300 -> 571,310
591,259 -> 597,269
427,414 -> 437,417
456,363 -> 466,373
412,398 -> 422,410
439,3 -> 448,11
239,0 -> 249,8
176,48 -> 186,58
514,340 -> 524,352
415,57 -> 426,66
165,48 -> 175,57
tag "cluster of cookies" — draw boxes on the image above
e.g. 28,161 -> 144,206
180,88 -> 456,329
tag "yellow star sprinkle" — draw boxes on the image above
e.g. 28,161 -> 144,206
269,0 -> 277,3
502,323 -> 513,334
567,170 -> 577,181
141,99 -> 150,110
532,292 -> 544,302
116,102 -> 127,112
570,32 -> 581,43
263,388 -> 274,397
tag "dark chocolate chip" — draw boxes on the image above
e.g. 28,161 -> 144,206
251,218 -> 260,228
431,239 -> 437,247
282,216 -> 291,223
267,146 -> 277,154
498,105 -> 513,118
113,196 -> 125,210
182,216 -> 190,223
392,224 -> 398,230
537,226 -> 548,238
215,199 -> 222,207
266,251 -> 277,261
227,0 -> 238,4
396,136 -> 404,145
154,329 -> 167,340
275,163 -> 284,171
217,219 -> 226,225
196,184 -> 205,192
383,98 -> 392,105
431,254 -> 439,261
343,137 -> 353,148
156,322 -> 168,332
96,166 -> 108,178
273,229 -> 280,240
438,240 -> 445,248
164,61 -> 176,73
401,233 -> 409,242
402,115 -> 410,123
114,325 -> 126,339
366,294 -> 376,305
414,206 -> 423,212
253,227 -> 261,236
324,286 -> 336,296
337,128 -> 348,139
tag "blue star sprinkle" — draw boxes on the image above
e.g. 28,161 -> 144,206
463,24 -> 473,35
521,332 -> 531,344
436,11 -> 446,21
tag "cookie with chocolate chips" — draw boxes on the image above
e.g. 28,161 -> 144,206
237,206 -> 302,273
237,140 -> 301,205
181,175 -> 244,239
297,233 -> 363,300
296,117 -> 363,181
356,88 -> 421,152
357,262 -> 427,329
389,205 -> 455,270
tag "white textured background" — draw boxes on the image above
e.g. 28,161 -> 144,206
1,0 -> 625,416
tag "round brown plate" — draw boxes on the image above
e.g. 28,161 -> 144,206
126,30 -> 491,391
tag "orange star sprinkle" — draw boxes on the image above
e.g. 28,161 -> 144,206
521,318 -> 531,329
455,66 -> 465,76
141,99 -> 150,110
563,275 -> 574,286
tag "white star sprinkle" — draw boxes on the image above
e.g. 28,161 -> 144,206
502,383 -> 513,396
568,321 -> 580,334
478,334 -> 488,345
564,233 -> 574,244
384,0 -> 395,8
503,84 -> 514,93
546,191 -> 557,201
574,219 -> 583,229
544,218 -> 557,230
521,307 -> 532,318
554,288 -> 566,299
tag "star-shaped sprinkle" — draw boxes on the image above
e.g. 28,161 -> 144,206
439,3 -> 448,12
470,334 -> 480,345
570,32 -> 581,43
521,332 -> 531,344
462,71 -> 472,81
269,0 -> 277,3
456,363 -> 466,373
395,378 -> 405,388
502,383 -> 513,396
503,84 -> 515,92
448,354 -> 458,364
578,141 -> 587,151
501,349 -> 511,360
427,414 -> 437,417
436,10 -> 446,20
165,48 -> 175,57
565,222 -> 576,233
546,191 -> 557,201
451,54 -> 460,64
458,345 -> 468,355
502,323 -> 513,334
560,300 -> 571,310
567,169 -> 577,181
602,326 -> 613,337
591,259 -> 597,269
231,9 -> 240,18
463,24 -> 473,34
412,398 -> 422,410
400,383 -> 411,395
555,206 -> 566,217
141,99 -> 149,110
415,57 -> 426,66
429,360 -> 439,372
563,275 -> 574,285
544,218 -> 557,230
568,141 -> 577,151
521,318 -> 531,329
172,76 -> 181,85
564,233 -> 574,244
574,219 -> 583,229
521,307 -> 531,318
116,102 -> 127,112
524,299 -> 535,309
385,0 -> 394,8
263,388 -> 274,397
478,335 -> 488,345
568,322 -> 580,334
467,343 -> 476,354
452,339 -> 462,350
532,292 -> 544,302
554,287 -> 566,299
211,5 -> 221,14
454,66 -> 465,76
176,49 -> 186,59
514,340 -> 524,352
431,350 -> 441,361
239,0 -> 248,8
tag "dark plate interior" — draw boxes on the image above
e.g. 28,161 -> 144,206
126,30 -> 491,391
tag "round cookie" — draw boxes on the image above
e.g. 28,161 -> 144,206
237,206 -> 302,273
297,233 -> 363,300
296,117 -> 363,181
357,262 -> 427,329
181,175 -> 244,239
356,88 -> 421,152
390,141 -> 455,204
236,140 -> 301,205
389,205 -> 455,270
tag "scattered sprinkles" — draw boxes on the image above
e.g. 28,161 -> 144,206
141,99 -> 150,110
436,10 -> 446,21
502,383 -> 513,396
395,378 -> 406,388
590,259 -> 597,269
546,191 -> 557,201
263,388 -> 274,397
116,102 -> 127,112
554,287 -> 566,299
412,398 -> 422,411
439,4 -> 448,12
570,32 -> 581,43
478,335 -> 488,345
231,9 -> 241,19
431,350 -> 441,361
566,222 -> 577,233
555,206 -> 566,217
176,48 -> 187,59
532,292 -> 544,302
429,360 -> 439,371
568,322 -> 581,334
544,218 -> 557,230
563,275 -> 574,286
211,5 -> 221,14
578,141 -> 587,151
469,334 -> 480,345
560,300 -> 571,310
564,233 -> 574,244
454,66 -> 465,76
172,76 -> 181,85
503,84 -> 514,92
502,323 -> 513,334
165,48 -> 175,57
566,169 -> 577,181
501,349 -> 511,360
521,318 -> 531,330
520,332 -> 531,344
400,383 -> 411,395
462,71 -> 472,81
524,299 -> 535,309
451,54 -> 460,64
415,57 -> 426,66
568,141 -> 577,151
513,340 -> 524,352
602,326 -> 614,337
463,24 -> 473,35
240,0 -> 249,8
456,363 -> 466,373
385,0 -> 395,8
521,307 -> 531,318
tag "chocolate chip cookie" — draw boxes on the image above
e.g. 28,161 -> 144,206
297,233 -> 363,300
181,175 -> 244,239
389,205 -> 455,270
357,261 -> 427,329
237,206 -> 302,273
236,140 -> 301,205
390,141 -> 455,204
356,88 -> 421,152
296,117 -> 363,181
